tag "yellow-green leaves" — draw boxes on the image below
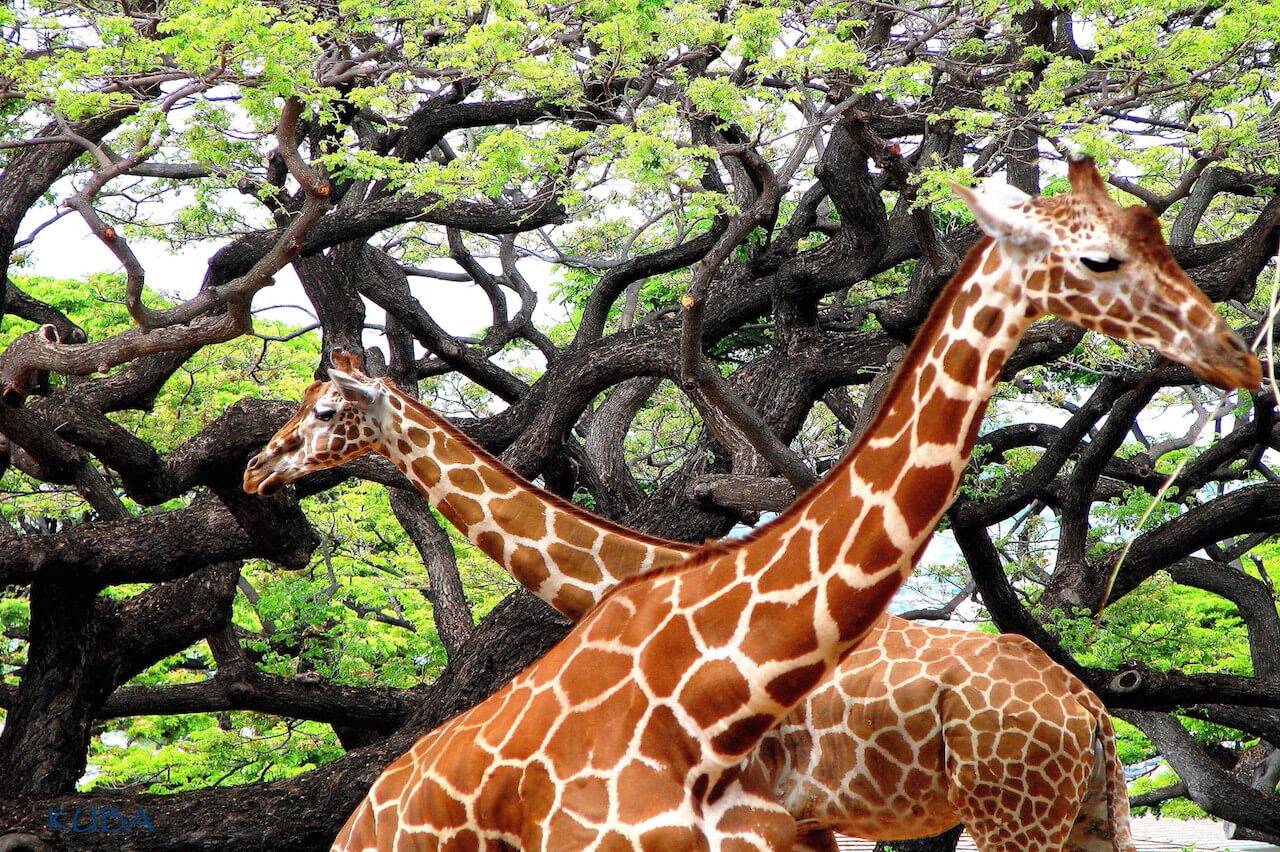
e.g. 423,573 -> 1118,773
687,77 -> 748,130
731,6 -> 783,62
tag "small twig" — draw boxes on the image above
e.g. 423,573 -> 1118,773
251,323 -> 323,343
898,577 -> 976,621
1098,359 -> 1270,619
11,208 -> 75,250
1094,449 -> 1196,621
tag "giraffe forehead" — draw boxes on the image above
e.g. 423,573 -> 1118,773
1037,211 -> 1107,249
1036,194 -> 1172,255
315,384 -> 347,411
270,382 -> 325,436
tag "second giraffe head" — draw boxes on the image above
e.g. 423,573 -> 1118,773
244,350 -> 388,495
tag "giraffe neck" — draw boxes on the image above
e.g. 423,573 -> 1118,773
791,235 -> 1028,602
372,387 -> 693,618
651,236 -> 1039,764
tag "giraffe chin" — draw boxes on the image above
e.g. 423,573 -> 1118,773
248,471 -> 287,496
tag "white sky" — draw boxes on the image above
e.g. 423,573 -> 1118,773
17,204 -> 571,348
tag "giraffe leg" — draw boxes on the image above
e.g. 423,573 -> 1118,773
947,767 -> 1082,852
959,817 -> 1070,852
794,829 -> 840,851
1064,731 -> 1137,852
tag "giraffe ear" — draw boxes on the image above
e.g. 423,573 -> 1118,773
950,181 -> 1050,250
328,369 -> 381,407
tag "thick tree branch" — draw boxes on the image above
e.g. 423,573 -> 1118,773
0,675 -> 411,731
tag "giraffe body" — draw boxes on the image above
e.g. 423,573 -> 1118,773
245,157 -> 1260,851
770,620 -> 1118,850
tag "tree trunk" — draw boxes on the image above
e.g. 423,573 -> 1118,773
0,576 -> 107,796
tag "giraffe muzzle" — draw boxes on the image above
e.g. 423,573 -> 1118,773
243,456 -> 286,495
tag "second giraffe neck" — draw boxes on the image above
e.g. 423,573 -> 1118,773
372,387 -> 692,618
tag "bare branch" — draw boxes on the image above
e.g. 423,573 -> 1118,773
0,98 -> 331,405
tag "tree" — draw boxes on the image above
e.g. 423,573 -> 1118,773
0,0 -> 1278,848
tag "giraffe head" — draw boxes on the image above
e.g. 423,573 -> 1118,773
243,350 -> 390,495
952,155 -> 1260,390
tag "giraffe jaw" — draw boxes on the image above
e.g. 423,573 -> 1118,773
251,471 -> 287,495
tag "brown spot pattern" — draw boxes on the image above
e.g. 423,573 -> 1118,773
410,456 -> 442,487
640,616 -> 700,698
896,464 -> 957,537
440,493 -> 485,527
447,467 -> 484,494
509,545 -> 551,587
492,493 -> 547,539
741,592 -> 819,663
681,659 -> 752,727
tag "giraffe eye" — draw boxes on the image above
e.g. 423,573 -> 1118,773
1080,255 -> 1123,274
315,409 -> 336,422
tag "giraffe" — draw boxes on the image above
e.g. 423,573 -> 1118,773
246,351 -> 1135,851
245,157 -> 1260,851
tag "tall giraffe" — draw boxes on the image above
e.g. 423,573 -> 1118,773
245,157 -> 1260,851
248,350 -> 1131,851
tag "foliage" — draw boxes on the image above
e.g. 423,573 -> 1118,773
1047,576 -> 1251,676
0,275 -> 512,789
86,714 -> 345,794
1128,768 -> 1210,819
